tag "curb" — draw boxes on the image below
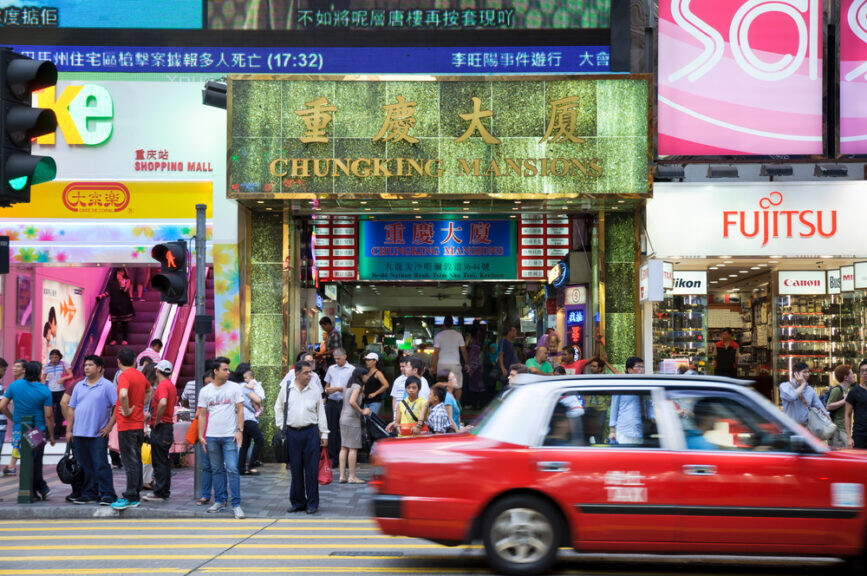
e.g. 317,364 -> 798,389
0,504 -> 364,520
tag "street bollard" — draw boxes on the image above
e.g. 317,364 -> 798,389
18,415 -> 34,504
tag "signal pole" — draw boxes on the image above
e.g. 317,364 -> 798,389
193,204 -> 210,498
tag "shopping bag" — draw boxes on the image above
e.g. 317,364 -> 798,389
806,407 -> 837,440
318,446 -> 332,485
108,424 -> 119,452
141,441 -> 152,465
185,418 -> 199,445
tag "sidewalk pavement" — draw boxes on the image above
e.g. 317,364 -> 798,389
0,462 -> 373,519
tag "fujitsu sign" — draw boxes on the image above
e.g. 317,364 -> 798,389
723,190 -> 837,246
647,183 -> 862,258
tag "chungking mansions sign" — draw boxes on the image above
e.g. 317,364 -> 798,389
227,76 -> 650,198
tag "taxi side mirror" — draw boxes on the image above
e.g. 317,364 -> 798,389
790,435 -> 812,454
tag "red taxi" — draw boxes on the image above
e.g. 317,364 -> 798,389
370,375 -> 867,575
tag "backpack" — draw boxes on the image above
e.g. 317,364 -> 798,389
820,385 -> 838,410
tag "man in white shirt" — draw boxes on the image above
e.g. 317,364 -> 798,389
274,361 -> 329,514
323,348 -> 354,466
197,357 -> 246,520
391,356 -> 430,421
431,316 -> 468,401
278,353 -> 323,397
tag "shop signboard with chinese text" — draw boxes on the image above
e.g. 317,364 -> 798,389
359,219 -> 516,281
228,76 -> 650,199
0,1 -> 202,28
648,183 -> 862,258
658,0 -> 823,156
209,0 -> 610,30
565,304 -> 586,361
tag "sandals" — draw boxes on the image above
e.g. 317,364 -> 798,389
196,498 -> 210,506
348,478 -> 366,484
338,477 -> 348,484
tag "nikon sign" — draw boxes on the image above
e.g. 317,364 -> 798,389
227,75 -> 650,199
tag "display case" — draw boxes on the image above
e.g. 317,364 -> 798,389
653,294 -> 708,373
776,294 -> 831,387
828,292 -> 860,373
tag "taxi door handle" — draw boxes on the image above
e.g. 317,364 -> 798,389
683,464 -> 717,476
537,461 -> 571,473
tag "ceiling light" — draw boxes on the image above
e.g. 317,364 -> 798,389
814,164 -> 848,177
710,280 -> 718,284
820,255 -> 833,259
617,200 -> 625,204
266,207 -> 272,211
360,201 -> 367,204
463,207 -> 469,211
364,208 -> 371,211
415,215 -> 421,219
729,274 -> 738,277
669,256 -> 682,260
708,165 -> 739,179
411,201 -> 419,204
708,266 -> 718,270
462,200 -> 471,204
413,208 -> 420,211
462,215 -> 469,219
760,164 -> 793,177
739,270 -> 749,273
769,260 -> 779,264
750,266 -> 760,270
510,215 -> 517,218
758,263 -> 768,267
514,201 -> 521,204
719,255 -> 732,259
256,200 -> 264,204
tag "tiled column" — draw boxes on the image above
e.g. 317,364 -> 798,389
604,211 -> 639,370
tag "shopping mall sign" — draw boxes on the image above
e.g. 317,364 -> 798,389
35,84 -> 114,146
228,75 -> 650,199
647,183 -> 863,258
358,219 -> 516,281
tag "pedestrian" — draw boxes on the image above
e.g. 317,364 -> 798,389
279,352 -> 323,397
197,357 -> 245,519
845,360 -> 867,449
537,327 -> 556,350
526,346 -> 554,375
274,360 -> 329,515
2,359 -> 26,476
111,348 -> 149,510
0,358 -> 7,472
433,373 -> 461,431
827,364 -> 854,448
713,328 -> 739,378
465,332 -> 484,409
546,333 -> 563,367
323,348 -> 354,467
497,324 -> 519,387
236,363 -> 265,476
136,339 -> 163,367
508,363 -> 528,387
608,357 -> 648,445
191,363 -> 220,506
559,347 -> 588,375
390,357 -> 431,421
97,268 -> 135,346
431,316 -> 468,402
42,349 -> 73,437
386,376 -> 427,436
131,266 -> 150,302
0,361 -> 55,500
423,386 -> 456,434
339,367 -> 369,484
66,355 -> 118,505
361,353 -> 388,416
780,361 -> 827,428
314,316 -> 342,368
142,360 -> 177,502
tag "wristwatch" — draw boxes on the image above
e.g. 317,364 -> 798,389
236,428 -> 243,432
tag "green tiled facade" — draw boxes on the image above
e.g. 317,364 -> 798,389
249,212 -> 284,452
229,77 -> 649,198
604,212 -> 637,371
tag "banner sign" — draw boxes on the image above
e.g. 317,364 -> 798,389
658,0 -> 823,156
359,219 -> 516,281
647,183 -> 862,258
841,0 -> 867,154
565,304 -> 586,364
518,216 -> 571,280
13,45 -> 610,75
779,270 -> 826,295
230,76 -> 650,199
209,0 -> 610,30
0,1 -> 201,29
313,215 -> 358,281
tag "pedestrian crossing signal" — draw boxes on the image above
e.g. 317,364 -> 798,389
151,241 -> 187,304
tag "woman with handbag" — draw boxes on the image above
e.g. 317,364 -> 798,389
780,362 -> 833,438
0,361 -> 55,500
338,368 -> 369,484
385,376 -> 427,437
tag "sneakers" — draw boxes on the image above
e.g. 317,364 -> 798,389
2,467 -> 16,476
71,497 -> 97,505
142,494 -> 166,502
65,493 -> 81,503
100,498 -> 116,506
206,501 -> 227,513
111,499 -> 140,510
233,506 -> 246,519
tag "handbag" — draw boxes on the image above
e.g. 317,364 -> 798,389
318,446 -> 332,485
56,443 -> 83,484
270,385 -> 291,464
185,418 -> 199,445
22,423 -> 45,450
801,393 -> 836,440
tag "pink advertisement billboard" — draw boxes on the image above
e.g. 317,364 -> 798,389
658,0 -> 823,156
841,0 -> 867,155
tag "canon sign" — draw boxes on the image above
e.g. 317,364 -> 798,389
779,271 -> 826,295
723,191 -> 836,246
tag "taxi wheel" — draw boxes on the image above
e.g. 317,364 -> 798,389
481,495 -> 562,576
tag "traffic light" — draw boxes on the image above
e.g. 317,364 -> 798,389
151,241 -> 188,304
0,48 -> 57,207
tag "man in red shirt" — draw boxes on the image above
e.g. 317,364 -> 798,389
559,346 -> 589,375
143,360 -> 177,502
112,348 -> 150,510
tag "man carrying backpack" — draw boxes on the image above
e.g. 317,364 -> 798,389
826,365 -> 854,448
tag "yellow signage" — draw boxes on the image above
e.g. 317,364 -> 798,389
0,181 -> 212,219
